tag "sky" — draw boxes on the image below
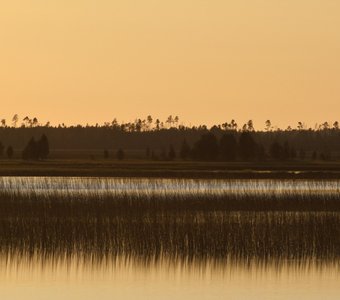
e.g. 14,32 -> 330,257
0,0 -> 339,129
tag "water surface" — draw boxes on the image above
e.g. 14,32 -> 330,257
1,255 -> 340,300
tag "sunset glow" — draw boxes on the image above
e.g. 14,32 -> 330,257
1,1 -> 339,127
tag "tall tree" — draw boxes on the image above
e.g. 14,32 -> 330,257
32,117 -> 39,127
247,120 -> 255,131
230,119 -> 238,130
155,119 -> 160,130
147,115 -> 153,130
38,134 -> 50,159
174,116 -> 179,128
23,116 -> 30,128
22,138 -> 38,160
166,115 -> 174,128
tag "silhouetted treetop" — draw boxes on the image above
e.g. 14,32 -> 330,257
1,114 -> 340,161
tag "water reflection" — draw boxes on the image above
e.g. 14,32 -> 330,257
1,253 -> 340,300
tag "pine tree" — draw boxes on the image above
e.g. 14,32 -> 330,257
22,137 -> 38,160
38,134 -> 50,159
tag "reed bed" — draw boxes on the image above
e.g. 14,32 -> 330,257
1,177 -> 340,198
0,177 -> 340,263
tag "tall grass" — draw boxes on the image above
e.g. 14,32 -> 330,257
0,177 -> 340,264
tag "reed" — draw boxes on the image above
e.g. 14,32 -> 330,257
0,177 -> 340,263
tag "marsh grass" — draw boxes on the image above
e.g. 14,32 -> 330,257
0,177 -> 340,264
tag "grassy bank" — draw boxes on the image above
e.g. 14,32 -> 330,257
1,159 -> 340,178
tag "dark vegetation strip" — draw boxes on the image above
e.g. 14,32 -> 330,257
1,117 -> 340,161
1,160 -> 340,178
1,191 -> 340,261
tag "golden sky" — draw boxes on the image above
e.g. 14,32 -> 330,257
1,0 -> 339,129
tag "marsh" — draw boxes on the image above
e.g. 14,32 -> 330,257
1,177 -> 340,299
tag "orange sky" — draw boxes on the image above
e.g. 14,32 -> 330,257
1,0 -> 339,129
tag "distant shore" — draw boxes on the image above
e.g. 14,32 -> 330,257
0,160 -> 340,179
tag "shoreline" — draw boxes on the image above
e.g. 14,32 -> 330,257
0,160 -> 340,179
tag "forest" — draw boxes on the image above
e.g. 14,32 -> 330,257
0,115 -> 339,161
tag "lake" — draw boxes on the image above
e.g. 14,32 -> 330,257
0,177 -> 339,299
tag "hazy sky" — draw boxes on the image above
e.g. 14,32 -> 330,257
1,0 -> 339,128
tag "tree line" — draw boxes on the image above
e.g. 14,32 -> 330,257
1,114 -> 340,132
22,134 -> 50,160
0,134 -> 49,160
0,142 -> 14,159
0,115 -> 340,161
155,132 -> 307,162
0,130 -> 335,162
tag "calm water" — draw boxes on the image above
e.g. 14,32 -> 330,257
1,256 -> 340,300
1,177 -> 340,299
